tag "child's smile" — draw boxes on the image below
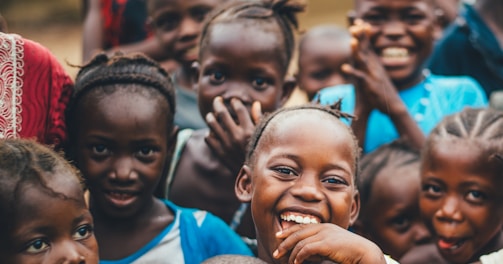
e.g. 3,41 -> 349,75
236,110 -> 359,263
356,0 -> 438,88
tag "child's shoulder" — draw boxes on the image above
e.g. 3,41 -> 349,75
428,74 -> 487,104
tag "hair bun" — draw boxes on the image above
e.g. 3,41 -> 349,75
271,0 -> 306,29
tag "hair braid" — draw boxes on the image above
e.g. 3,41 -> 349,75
65,52 -> 176,154
425,107 -> 503,166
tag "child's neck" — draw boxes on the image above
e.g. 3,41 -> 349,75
91,197 -> 168,228
475,0 -> 503,48
472,230 -> 503,262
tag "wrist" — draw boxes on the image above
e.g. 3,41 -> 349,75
358,242 -> 387,264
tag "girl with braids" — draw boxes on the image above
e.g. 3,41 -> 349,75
419,108 -> 503,264
235,103 -> 398,264
65,53 -> 251,263
353,140 -> 433,262
0,139 -> 98,263
167,0 -> 299,239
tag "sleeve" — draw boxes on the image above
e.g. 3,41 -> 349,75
198,211 -> 254,257
479,248 -> 503,264
456,76 -> 488,108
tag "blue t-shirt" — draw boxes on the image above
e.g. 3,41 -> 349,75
100,200 -> 253,264
315,74 -> 488,153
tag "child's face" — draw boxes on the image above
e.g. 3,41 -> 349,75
362,161 -> 430,260
355,0 -> 437,87
196,23 -> 289,120
6,173 -> 98,263
236,112 -> 359,263
420,140 -> 503,263
149,0 -> 222,67
75,90 -> 171,219
297,36 -> 351,100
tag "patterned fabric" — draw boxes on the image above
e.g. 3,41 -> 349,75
101,0 -> 150,49
0,33 -> 72,148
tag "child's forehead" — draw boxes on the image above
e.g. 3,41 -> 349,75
355,0 -> 434,11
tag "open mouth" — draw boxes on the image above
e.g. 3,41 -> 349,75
105,190 -> 138,207
378,47 -> 411,66
279,212 -> 321,230
437,237 -> 466,251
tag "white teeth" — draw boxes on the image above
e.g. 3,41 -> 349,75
280,213 -> 320,224
381,47 -> 409,58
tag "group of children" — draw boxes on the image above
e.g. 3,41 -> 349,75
1,0 -> 502,263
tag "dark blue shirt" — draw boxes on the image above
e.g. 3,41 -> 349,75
428,4 -> 503,97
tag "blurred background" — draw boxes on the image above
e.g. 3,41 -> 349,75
0,0 -> 353,77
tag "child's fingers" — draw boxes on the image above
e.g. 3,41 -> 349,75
251,101 -> 262,125
230,98 -> 254,129
341,63 -> 366,81
274,225 -> 321,260
212,96 -> 238,130
205,112 -> 231,147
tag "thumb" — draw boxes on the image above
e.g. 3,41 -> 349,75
251,101 -> 262,125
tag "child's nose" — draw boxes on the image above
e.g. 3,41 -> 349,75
289,174 -> 324,202
179,17 -> 199,41
221,83 -> 253,104
109,156 -> 138,182
382,20 -> 406,39
435,196 -> 463,223
56,241 -> 86,264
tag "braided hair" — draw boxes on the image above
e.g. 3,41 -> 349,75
246,101 -> 361,180
0,139 -> 83,248
199,0 -> 305,74
66,52 -> 176,150
424,108 -> 503,168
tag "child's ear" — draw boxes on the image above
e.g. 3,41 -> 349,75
280,77 -> 296,106
235,165 -> 253,203
349,190 -> 361,226
347,10 -> 357,27
191,61 -> 200,91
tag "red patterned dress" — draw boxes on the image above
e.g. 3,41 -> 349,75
0,33 -> 72,149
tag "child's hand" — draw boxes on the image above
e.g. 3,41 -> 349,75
204,96 -> 262,174
342,19 -> 403,115
274,224 -> 387,264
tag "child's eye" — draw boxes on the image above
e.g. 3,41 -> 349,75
273,167 -> 297,176
311,69 -> 331,80
422,183 -> 442,197
209,71 -> 226,84
391,216 -> 411,232
252,77 -> 270,90
136,147 -> 157,158
91,144 -> 110,155
404,13 -> 426,24
466,190 -> 486,203
154,14 -> 180,31
24,239 -> 49,254
321,177 -> 347,186
191,7 -> 212,22
362,13 -> 386,25
73,224 -> 94,240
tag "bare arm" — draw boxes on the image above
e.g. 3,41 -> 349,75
82,0 -> 103,62
343,20 -> 424,151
